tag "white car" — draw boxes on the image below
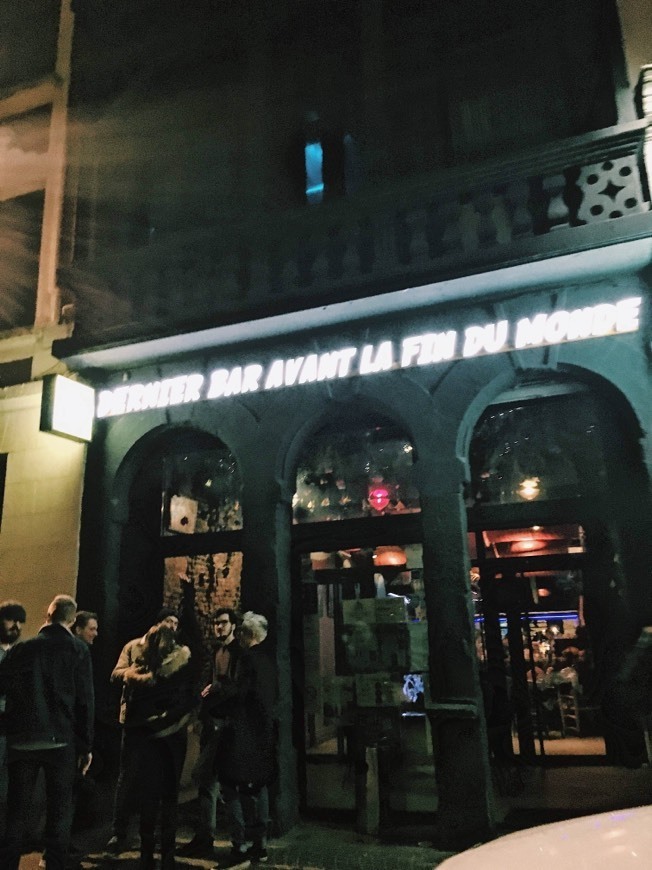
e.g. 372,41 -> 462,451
437,805 -> 652,869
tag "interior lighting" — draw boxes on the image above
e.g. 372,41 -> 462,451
368,485 -> 391,512
518,477 -> 540,501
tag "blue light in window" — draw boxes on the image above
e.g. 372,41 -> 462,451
305,141 -> 324,204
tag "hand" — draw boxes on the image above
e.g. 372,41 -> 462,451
79,752 -> 92,775
200,683 -> 211,698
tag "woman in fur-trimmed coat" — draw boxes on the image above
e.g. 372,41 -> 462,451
123,620 -> 201,870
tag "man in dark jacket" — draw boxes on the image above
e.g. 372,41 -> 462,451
0,594 -> 94,870
211,611 -> 277,868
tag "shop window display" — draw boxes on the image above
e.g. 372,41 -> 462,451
293,416 -> 420,524
301,543 -> 436,817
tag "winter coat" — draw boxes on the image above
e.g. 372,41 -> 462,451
123,643 -> 198,738
212,642 -> 277,787
0,623 -> 94,754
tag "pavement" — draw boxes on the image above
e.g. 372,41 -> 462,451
16,763 -> 652,869
18,823 -> 453,870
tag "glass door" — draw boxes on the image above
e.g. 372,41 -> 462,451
299,542 -> 436,825
471,525 -> 606,762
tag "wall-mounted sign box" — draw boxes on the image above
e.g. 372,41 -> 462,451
40,374 -> 95,442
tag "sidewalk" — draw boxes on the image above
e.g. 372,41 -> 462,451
17,763 -> 652,869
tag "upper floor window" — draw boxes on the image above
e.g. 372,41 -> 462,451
304,141 -> 324,204
293,414 -> 420,523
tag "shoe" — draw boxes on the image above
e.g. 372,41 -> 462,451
245,844 -> 268,863
105,834 -> 129,854
177,835 -> 216,858
213,847 -> 250,868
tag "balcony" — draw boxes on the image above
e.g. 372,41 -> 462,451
60,120 -> 651,350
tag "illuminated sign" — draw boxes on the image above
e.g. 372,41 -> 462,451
96,296 -> 641,419
40,374 -> 95,441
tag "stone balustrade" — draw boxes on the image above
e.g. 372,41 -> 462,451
61,119 -> 650,344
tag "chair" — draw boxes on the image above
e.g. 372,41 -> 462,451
557,683 -> 580,737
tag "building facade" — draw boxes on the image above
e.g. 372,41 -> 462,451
46,0 -> 652,847
0,0 -> 88,633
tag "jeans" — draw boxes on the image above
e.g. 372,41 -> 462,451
0,744 -> 77,870
221,781 -> 269,850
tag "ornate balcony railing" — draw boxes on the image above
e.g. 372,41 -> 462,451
61,120 -> 651,347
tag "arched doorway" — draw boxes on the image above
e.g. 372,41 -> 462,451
467,375 -> 650,768
290,410 -> 434,831
115,427 -> 244,675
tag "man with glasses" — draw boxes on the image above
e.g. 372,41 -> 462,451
178,607 -> 241,860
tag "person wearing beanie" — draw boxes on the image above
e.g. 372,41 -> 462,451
105,593 -> 186,854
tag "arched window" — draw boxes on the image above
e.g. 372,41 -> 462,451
117,432 -> 243,658
293,414 -> 420,523
470,385 -> 608,506
162,445 -> 242,535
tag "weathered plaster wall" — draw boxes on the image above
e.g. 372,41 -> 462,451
0,380 -> 86,637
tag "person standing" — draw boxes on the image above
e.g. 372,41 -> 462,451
0,600 -> 26,836
0,594 -> 94,870
73,612 -> 98,647
179,607 -> 241,859
122,602 -> 202,870
210,611 -> 277,868
105,603 -> 183,853
43,611 -> 100,868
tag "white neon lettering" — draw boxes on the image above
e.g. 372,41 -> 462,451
336,347 -> 357,377
514,314 -> 547,349
184,374 -> 204,403
433,331 -> 457,362
141,382 -> 160,410
567,308 -> 595,340
207,369 -> 229,399
168,376 -> 187,405
241,365 -> 263,394
126,384 -> 145,413
299,354 -> 318,384
544,310 -> 570,344
401,336 -> 422,367
264,360 -> 284,390
284,357 -> 305,387
360,341 -> 393,374
316,348 -> 357,381
93,297 -> 642,418
96,390 -> 114,418
616,297 -> 641,333
225,367 -> 243,396
111,386 -> 129,415
590,304 -> 617,336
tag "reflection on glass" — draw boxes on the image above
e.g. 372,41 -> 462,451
302,543 -> 436,814
162,448 -> 242,535
163,552 -> 242,683
470,393 -> 607,505
293,415 -> 420,523
479,524 -> 585,559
